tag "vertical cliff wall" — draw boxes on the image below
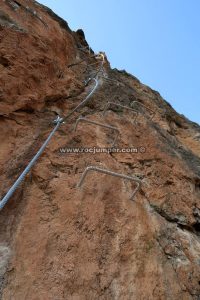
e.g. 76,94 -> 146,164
0,1 -> 200,299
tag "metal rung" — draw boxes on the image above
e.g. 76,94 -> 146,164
131,101 -> 155,120
77,166 -> 142,201
78,45 -> 91,54
102,102 -> 138,123
74,117 -> 119,147
86,71 -> 104,79
67,56 -> 95,68
84,61 -> 104,74
99,75 -> 121,85
67,53 -> 100,68
67,52 -> 104,69
86,61 -> 102,67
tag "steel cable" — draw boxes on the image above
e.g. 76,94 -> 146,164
0,53 -> 105,210
0,116 -> 63,210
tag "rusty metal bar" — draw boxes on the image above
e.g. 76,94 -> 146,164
85,61 -> 101,67
102,101 -> 138,123
74,117 -> 119,147
78,45 -> 91,54
67,54 -> 96,68
67,52 -> 102,68
131,101 -> 155,120
77,166 -> 142,200
99,75 -> 120,85
84,61 -> 103,76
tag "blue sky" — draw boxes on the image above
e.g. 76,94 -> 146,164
39,0 -> 200,125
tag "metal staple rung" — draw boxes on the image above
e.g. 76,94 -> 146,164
77,166 -> 142,201
67,56 -> 95,68
86,61 -> 101,67
78,45 -> 91,54
131,101 -> 155,120
102,101 -> 138,123
99,75 -> 121,85
78,45 -> 90,50
67,52 -> 103,69
84,61 -> 104,76
87,71 -> 104,79
74,117 -> 119,147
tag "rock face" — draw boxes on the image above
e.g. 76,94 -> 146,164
0,1 -> 200,299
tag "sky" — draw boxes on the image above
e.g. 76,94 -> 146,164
38,0 -> 200,125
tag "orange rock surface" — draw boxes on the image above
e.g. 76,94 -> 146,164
0,1 -> 200,299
